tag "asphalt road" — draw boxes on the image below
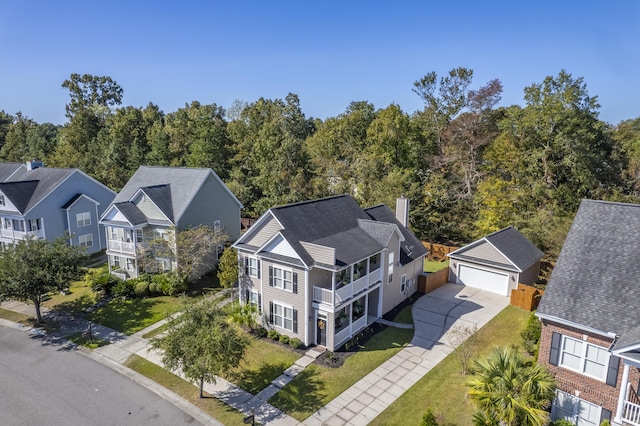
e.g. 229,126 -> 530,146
0,326 -> 201,426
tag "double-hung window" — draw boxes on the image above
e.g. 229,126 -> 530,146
273,267 -> 292,291
76,212 -> 91,228
28,218 -> 41,231
0,195 -> 5,206
272,302 -> 293,331
553,390 -> 608,425
388,251 -> 395,283
560,336 -> 609,380
79,234 -> 93,248
247,257 -> 259,277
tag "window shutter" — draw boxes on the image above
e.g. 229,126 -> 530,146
606,355 -> 620,387
245,289 -> 250,303
293,309 -> 298,334
269,266 -> 274,286
293,273 -> 298,294
244,257 -> 249,275
600,408 -> 612,422
549,332 -> 561,366
269,302 -> 274,324
257,260 -> 261,279
258,293 -> 262,312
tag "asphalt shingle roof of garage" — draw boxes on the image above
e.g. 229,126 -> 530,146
537,199 -> 640,344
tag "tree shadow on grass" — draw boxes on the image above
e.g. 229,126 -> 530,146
268,368 -> 325,418
230,362 -> 291,395
87,298 -> 159,335
53,294 -> 95,316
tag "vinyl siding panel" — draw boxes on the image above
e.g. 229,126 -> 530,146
519,261 -> 540,285
458,241 -> 512,265
301,242 -> 335,265
245,215 -> 282,248
134,193 -> 166,221
264,235 -> 299,258
261,260 -> 306,342
66,197 -> 102,253
382,250 -> 424,314
178,173 -> 241,243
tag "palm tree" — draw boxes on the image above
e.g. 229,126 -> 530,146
467,346 -> 555,426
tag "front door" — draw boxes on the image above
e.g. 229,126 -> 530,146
317,315 -> 327,347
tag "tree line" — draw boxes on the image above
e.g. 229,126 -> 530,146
2,70 -> 639,259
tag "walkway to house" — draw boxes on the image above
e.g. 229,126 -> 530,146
302,283 -> 509,425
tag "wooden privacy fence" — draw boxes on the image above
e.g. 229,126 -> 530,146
510,283 -> 544,311
422,242 -> 459,262
417,268 -> 449,294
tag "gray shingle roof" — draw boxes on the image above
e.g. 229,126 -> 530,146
3,167 -> 76,213
140,185 -> 174,222
537,200 -> 640,343
114,202 -> 148,226
449,226 -> 543,271
242,195 -> 427,269
112,166 -> 218,225
364,204 -> 428,265
0,163 -> 24,181
0,180 -> 39,213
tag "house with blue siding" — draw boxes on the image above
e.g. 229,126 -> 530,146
99,166 -> 242,279
0,160 -> 116,254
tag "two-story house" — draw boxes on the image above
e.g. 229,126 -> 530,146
537,199 -> 640,425
0,160 -> 116,253
233,195 -> 427,351
99,166 -> 242,279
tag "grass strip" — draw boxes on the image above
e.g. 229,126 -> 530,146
370,305 -> 531,425
124,354 -> 248,426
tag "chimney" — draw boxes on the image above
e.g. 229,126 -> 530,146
396,195 -> 409,227
26,159 -> 43,171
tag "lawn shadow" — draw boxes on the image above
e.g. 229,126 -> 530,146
231,362 -> 291,395
87,297 -> 158,335
53,294 -> 95,316
268,368 -> 325,416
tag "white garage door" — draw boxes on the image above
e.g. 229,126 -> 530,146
458,265 -> 509,295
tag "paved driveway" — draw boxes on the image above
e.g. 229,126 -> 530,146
412,282 -> 510,349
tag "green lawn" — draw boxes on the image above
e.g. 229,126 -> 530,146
269,326 -> 414,421
0,307 -> 34,324
423,259 -> 449,273
41,267 -> 102,314
87,296 -> 185,335
67,332 -> 110,349
141,322 -> 171,339
370,305 -> 531,426
392,303 -> 413,325
124,355 -> 248,426
224,334 -> 301,395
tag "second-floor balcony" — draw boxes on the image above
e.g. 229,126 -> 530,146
0,228 -> 44,241
313,254 -> 383,307
107,239 -> 147,255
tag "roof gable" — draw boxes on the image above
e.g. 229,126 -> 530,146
537,200 -> 640,340
138,185 -> 174,222
0,181 -> 39,213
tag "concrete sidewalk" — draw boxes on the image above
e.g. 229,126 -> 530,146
302,283 -> 509,425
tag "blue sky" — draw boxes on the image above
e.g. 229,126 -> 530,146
1,1 -> 639,125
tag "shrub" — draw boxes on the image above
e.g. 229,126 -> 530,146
421,408 -> 439,426
267,329 -> 279,340
551,421 -> 574,426
134,281 -> 150,298
289,337 -> 303,349
148,281 -> 159,295
89,266 -> 120,295
279,334 -> 290,345
521,312 -> 542,357
112,280 -> 136,299
255,327 -> 268,338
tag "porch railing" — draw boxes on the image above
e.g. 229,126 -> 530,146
335,326 -> 351,348
624,400 -> 640,426
0,229 -> 44,240
313,268 -> 382,307
107,240 -> 136,254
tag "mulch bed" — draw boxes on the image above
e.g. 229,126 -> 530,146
314,322 -> 388,368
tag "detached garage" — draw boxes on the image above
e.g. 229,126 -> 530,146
448,226 -> 543,296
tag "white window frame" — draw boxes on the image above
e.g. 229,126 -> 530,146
113,255 -> 121,268
400,274 -> 407,292
553,389 -> 602,425
28,218 -> 41,231
213,220 -> 221,232
559,335 -> 609,381
135,229 -> 143,242
388,251 -> 395,284
13,220 -> 25,232
78,234 -> 93,248
249,290 -> 261,313
273,266 -> 293,291
0,195 -> 5,206
76,212 -> 91,228
273,302 -> 293,331
247,257 -> 259,277
3,218 -> 11,229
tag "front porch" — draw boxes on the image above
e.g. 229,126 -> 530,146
615,361 -> 640,425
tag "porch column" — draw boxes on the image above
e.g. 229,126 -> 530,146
331,272 -> 336,308
364,294 -> 369,325
615,363 -> 631,423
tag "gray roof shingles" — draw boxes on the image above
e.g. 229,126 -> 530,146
537,199 -> 640,345
0,163 -> 24,182
3,167 -> 76,213
113,202 -> 148,226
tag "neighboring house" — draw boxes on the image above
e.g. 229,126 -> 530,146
447,226 -> 544,296
537,199 -> 640,425
0,160 -> 116,254
99,166 -> 242,279
233,195 -> 427,351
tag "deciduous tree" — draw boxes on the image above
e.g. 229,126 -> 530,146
0,236 -> 87,323
151,300 -> 249,397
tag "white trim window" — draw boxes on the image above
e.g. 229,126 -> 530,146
560,336 -> 609,380
112,255 -> 121,268
249,290 -> 261,313
553,390 -> 603,425
0,195 -> 5,206
388,251 -> 395,284
247,257 -> 259,277
2,218 -> 11,229
76,212 -> 91,228
272,302 -> 293,331
214,220 -> 221,232
78,234 -> 93,248
27,218 -> 41,231
13,220 -> 25,232
400,274 -> 407,292
273,267 -> 293,291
